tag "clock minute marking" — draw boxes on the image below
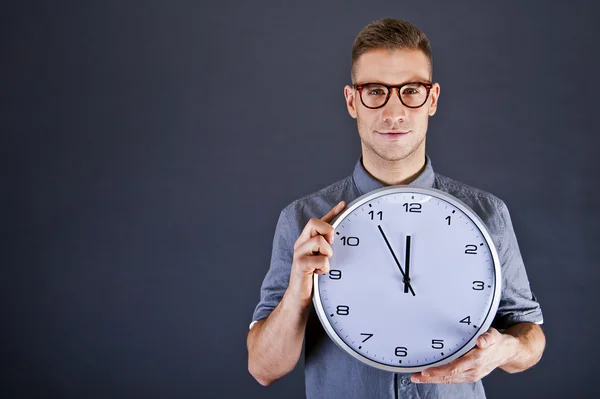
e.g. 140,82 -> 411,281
377,225 -> 415,296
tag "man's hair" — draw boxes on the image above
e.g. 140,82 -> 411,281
351,18 -> 432,83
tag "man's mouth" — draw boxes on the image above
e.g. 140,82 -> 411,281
377,130 -> 411,138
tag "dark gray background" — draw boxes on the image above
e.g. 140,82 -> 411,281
3,0 -> 599,398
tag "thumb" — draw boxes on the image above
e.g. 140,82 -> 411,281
477,328 -> 499,349
321,200 -> 346,224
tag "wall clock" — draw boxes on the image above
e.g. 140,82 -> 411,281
313,186 -> 501,372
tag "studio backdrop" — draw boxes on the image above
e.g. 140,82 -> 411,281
3,1 -> 599,398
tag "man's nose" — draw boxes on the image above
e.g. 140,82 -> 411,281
382,88 -> 407,123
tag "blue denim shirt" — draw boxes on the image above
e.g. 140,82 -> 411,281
252,155 -> 543,399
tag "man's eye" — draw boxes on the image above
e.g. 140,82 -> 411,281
402,88 -> 419,95
367,89 -> 386,96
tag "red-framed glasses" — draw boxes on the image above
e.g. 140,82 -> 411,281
353,82 -> 433,109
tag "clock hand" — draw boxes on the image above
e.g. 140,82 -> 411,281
377,225 -> 415,296
404,235 -> 412,294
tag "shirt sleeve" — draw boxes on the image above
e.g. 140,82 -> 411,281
251,207 -> 301,326
492,201 -> 544,329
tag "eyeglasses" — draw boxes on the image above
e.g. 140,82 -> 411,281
352,82 -> 433,109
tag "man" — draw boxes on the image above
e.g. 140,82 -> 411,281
247,18 -> 545,398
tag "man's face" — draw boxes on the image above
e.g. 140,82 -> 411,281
344,49 -> 440,163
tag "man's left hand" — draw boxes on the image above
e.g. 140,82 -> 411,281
411,327 -> 516,384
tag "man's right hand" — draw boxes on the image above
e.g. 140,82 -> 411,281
286,200 -> 346,309
248,200 -> 347,386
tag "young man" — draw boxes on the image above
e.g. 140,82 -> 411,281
247,18 -> 545,398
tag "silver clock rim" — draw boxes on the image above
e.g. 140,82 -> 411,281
312,185 -> 503,373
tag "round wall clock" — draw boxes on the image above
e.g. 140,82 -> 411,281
313,186 -> 501,372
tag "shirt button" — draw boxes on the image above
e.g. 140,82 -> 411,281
400,378 -> 409,386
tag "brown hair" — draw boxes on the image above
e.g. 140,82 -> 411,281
351,18 -> 432,83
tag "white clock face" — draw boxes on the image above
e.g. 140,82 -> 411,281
313,187 -> 501,373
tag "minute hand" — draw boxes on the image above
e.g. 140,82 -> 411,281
404,235 -> 411,294
377,225 -> 416,296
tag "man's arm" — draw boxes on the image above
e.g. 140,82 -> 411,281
411,322 -> 545,384
247,291 -> 310,386
247,201 -> 346,386
499,322 -> 545,373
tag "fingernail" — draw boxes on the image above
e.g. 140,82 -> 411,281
421,371 -> 429,377
480,336 -> 487,346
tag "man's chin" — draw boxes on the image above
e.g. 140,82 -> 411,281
374,151 -> 413,163
362,140 -> 420,163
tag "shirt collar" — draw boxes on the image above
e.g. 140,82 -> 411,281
352,155 -> 436,195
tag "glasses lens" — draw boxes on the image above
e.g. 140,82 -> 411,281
360,84 -> 389,108
400,83 -> 428,107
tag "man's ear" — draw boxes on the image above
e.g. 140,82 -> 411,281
428,83 -> 440,116
344,85 -> 358,119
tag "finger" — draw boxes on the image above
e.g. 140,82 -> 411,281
313,257 -> 331,275
295,248 -> 330,275
413,340 -> 497,384
420,355 -> 474,379
477,328 -> 498,349
291,254 -> 329,279
413,361 -> 480,384
295,201 -> 345,249
296,235 -> 333,258
294,218 -> 333,250
424,364 -> 491,384
319,200 -> 345,244
320,200 -> 346,224
412,370 -> 471,385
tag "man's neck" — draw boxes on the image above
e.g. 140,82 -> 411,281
361,149 -> 427,186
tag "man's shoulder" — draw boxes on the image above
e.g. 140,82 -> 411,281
434,172 -> 505,207
280,175 -> 354,224
434,173 -> 510,246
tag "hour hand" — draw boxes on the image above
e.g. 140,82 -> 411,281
377,225 -> 415,296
